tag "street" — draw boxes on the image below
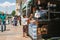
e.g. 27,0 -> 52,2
0,0 -> 60,40
0,24 -> 31,40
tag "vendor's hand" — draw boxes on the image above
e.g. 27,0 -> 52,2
35,21 -> 39,25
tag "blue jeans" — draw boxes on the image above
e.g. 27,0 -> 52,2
1,21 -> 6,32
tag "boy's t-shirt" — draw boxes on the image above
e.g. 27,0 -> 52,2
22,18 -> 28,25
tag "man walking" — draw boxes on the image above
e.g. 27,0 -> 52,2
0,11 -> 6,32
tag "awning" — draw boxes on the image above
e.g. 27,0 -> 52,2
22,6 -> 31,11
27,0 -> 31,2
22,6 -> 26,11
22,3 -> 26,9
22,0 -> 32,9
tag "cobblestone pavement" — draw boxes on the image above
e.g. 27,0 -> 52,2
0,24 -> 31,40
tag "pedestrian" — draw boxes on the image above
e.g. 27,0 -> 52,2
14,16 -> 17,26
0,11 -> 6,32
18,16 -> 21,25
22,15 -> 28,38
12,17 -> 14,25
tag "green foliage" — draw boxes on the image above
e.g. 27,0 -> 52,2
11,10 -> 16,16
0,11 -> 2,14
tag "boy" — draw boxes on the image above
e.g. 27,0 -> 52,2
22,15 -> 28,37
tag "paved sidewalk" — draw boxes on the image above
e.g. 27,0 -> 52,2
0,24 -> 31,40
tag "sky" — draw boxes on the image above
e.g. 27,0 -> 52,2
0,0 -> 16,14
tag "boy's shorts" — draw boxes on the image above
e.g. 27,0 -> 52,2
23,25 -> 28,33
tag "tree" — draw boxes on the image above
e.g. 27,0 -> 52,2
0,11 -> 2,14
11,10 -> 16,16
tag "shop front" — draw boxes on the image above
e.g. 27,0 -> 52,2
26,0 -> 48,40
22,0 -> 60,40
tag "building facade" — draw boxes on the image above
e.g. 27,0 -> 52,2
16,0 -> 32,16
16,0 -> 22,16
